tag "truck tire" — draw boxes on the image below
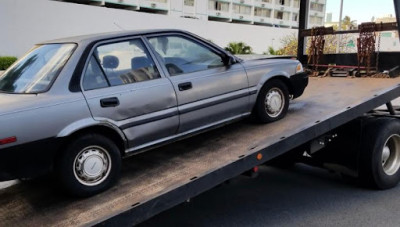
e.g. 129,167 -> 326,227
56,134 -> 121,197
254,79 -> 289,123
359,117 -> 400,189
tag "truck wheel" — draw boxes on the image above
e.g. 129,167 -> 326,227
254,79 -> 289,123
359,118 -> 400,189
56,134 -> 121,197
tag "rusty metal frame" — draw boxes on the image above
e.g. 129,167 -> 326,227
298,0 -> 400,65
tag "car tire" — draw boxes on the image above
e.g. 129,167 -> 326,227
359,118 -> 400,190
56,133 -> 121,197
254,79 -> 289,123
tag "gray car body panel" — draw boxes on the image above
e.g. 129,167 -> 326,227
0,92 -> 91,149
0,29 -> 307,179
168,63 -> 249,133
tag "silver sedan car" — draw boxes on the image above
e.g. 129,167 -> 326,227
0,29 -> 308,196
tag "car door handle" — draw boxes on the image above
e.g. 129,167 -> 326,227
100,97 -> 120,107
178,82 -> 192,91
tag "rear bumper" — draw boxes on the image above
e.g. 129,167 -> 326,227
290,72 -> 309,99
0,138 -> 62,181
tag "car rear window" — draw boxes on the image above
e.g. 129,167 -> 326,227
0,43 -> 76,94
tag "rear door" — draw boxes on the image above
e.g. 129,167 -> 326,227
146,34 -> 249,133
81,37 -> 178,150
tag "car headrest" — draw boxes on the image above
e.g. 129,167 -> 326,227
131,57 -> 151,70
103,55 -> 119,69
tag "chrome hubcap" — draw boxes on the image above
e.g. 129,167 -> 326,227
73,146 -> 111,186
382,135 -> 400,176
265,88 -> 284,118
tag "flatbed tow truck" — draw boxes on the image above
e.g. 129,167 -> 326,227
1,77 -> 400,226
1,0 -> 400,226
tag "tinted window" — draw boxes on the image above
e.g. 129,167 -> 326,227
148,35 -> 225,76
95,39 -> 161,86
0,44 -> 76,93
83,56 -> 109,90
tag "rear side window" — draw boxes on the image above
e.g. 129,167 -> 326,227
0,44 -> 76,93
94,39 -> 161,87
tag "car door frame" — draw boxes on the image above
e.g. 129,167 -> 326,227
79,35 -> 180,152
143,32 -> 233,74
143,32 -> 251,133
80,35 -> 168,83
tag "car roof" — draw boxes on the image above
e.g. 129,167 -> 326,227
40,29 -> 187,44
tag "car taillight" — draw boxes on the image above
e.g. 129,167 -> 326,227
0,136 -> 17,145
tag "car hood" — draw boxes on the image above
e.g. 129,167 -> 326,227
235,54 -> 295,62
237,54 -> 299,72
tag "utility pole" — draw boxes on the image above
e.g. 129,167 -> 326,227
297,0 -> 309,62
394,0 -> 400,39
336,0 -> 344,53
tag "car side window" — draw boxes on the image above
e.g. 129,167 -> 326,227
82,56 -> 109,90
147,35 -> 225,76
95,39 -> 161,86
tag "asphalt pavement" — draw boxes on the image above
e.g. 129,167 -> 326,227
140,164 -> 400,227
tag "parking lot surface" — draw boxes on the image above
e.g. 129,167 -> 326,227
140,164 -> 400,227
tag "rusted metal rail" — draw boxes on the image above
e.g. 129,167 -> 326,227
300,22 -> 398,37
308,64 -> 369,69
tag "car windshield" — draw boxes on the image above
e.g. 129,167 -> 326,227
0,43 -> 76,94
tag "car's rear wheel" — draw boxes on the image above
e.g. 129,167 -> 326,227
254,79 -> 289,123
56,134 -> 121,197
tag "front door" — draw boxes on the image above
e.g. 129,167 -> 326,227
146,34 -> 249,133
81,37 -> 178,150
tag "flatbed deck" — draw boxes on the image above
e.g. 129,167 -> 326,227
1,77 -> 400,226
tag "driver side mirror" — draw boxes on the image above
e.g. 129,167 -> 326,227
223,55 -> 236,66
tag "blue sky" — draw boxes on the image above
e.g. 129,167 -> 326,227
325,0 -> 396,23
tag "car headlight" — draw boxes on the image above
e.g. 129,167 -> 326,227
296,63 -> 304,73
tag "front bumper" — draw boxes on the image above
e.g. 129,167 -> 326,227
290,72 -> 309,99
0,138 -> 62,181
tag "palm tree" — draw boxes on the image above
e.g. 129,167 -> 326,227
342,16 -> 357,30
225,42 -> 253,55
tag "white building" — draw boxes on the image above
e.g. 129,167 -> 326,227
60,0 -> 326,28
0,0 -> 300,57
375,14 -> 397,23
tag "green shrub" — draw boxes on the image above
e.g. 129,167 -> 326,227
0,56 -> 17,70
225,42 -> 253,55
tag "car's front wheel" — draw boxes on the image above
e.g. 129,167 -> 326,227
56,133 -> 121,197
254,79 -> 289,123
